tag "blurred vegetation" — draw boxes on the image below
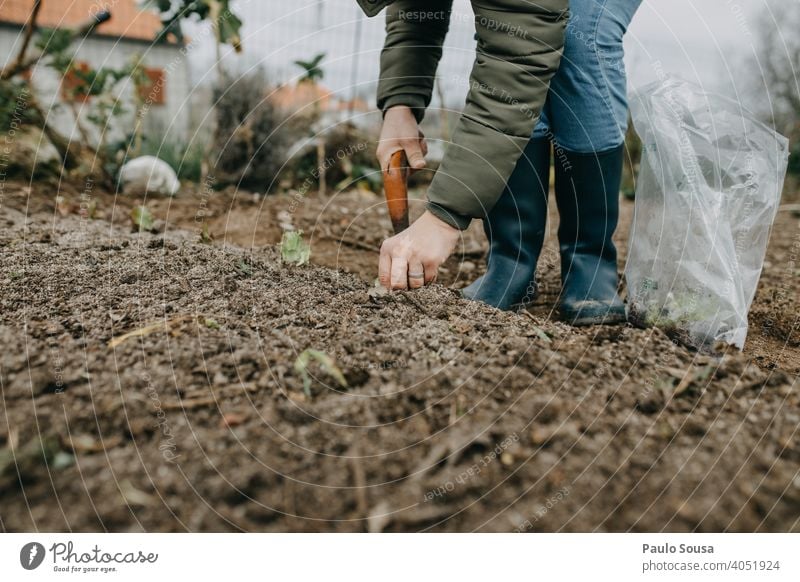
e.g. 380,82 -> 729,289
0,8 -> 146,185
0,0 -> 245,190
210,70 -> 309,191
749,1 -> 800,177
294,53 -> 326,84
140,135 -> 204,182
155,0 -> 243,52
287,122 -> 379,192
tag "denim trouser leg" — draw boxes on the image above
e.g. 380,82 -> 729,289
533,0 -> 643,153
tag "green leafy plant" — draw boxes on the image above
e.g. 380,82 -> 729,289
293,349 -> 348,397
130,206 -> 154,231
294,53 -> 326,84
199,222 -> 213,244
154,0 -> 243,52
140,135 -> 204,182
236,259 -> 253,277
280,231 -> 311,265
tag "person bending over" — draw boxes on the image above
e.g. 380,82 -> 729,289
357,0 -> 568,293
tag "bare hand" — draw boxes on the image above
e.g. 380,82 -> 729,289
376,105 -> 428,172
379,211 -> 460,290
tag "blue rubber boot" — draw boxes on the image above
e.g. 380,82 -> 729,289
554,145 -> 626,326
462,138 -> 550,310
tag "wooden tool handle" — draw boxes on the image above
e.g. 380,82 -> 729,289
383,150 -> 410,234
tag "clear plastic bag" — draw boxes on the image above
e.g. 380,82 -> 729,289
625,76 -> 789,351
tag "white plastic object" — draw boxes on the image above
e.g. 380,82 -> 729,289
119,155 -> 180,197
625,76 -> 789,351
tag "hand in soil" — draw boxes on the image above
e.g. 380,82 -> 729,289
376,105 -> 428,171
379,210 -> 460,289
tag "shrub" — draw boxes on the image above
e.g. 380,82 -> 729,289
286,122 -> 378,191
211,70 -> 300,191
140,135 -> 204,182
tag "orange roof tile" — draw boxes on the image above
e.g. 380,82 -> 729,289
1,0 -> 171,43
270,82 -> 333,113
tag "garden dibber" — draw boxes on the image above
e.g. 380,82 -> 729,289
382,150 -> 409,234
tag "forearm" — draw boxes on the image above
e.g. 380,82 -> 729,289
427,0 -> 569,230
377,0 -> 453,122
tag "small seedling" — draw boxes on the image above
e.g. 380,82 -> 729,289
52,451 -> 75,470
199,222 -> 213,244
55,195 -> 70,217
532,326 -> 551,344
280,231 -> 311,265
131,205 -> 154,231
80,199 -> 97,220
236,259 -> 253,277
204,317 -> 220,330
293,349 -> 348,397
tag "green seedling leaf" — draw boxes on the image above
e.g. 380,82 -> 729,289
236,259 -> 253,277
52,451 -> 75,470
696,364 -> 714,382
200,221 -> 213,244
0,436 -> 61,479
216,4 -> 243,52
204,318 -> 220,330
280,231 -> 311,265
131,206 -> 154,231
84,199 -> 97,220
293,349 -> 348,397
533,326 -> 551,344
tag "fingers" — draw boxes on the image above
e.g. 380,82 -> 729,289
377,144 -> 402,172
407,261 -> 425,290
390,254 -> 408,290
403,138 -> 426,170
379,245 -> 392,288
418,130 -> 428,158
423,260 -> 438,285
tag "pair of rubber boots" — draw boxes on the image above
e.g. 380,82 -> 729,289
462,138 -> 626,326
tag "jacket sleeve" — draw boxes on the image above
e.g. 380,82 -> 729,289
426,0 -> 568,229
377,0 -> 454,123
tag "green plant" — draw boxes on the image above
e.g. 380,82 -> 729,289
293,349 -> 347,397
289,123 -> 378,189
294,53 -> 326,84
280,231 -> 311,265
211,70 -> 301,190
236,259 -> 253,277
154,0 -> 243,52
131,206 -> 154,231
199,222 -> 213,244
140,135 -> 204,182
0,80 -> 38,132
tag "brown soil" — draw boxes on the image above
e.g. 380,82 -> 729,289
0,180 -> 798,532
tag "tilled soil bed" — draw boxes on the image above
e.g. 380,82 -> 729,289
1,187 -> 799,532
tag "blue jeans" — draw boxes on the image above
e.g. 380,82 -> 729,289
533,0 -> 643,152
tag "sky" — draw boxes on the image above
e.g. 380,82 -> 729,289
183,0 -> 773,110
